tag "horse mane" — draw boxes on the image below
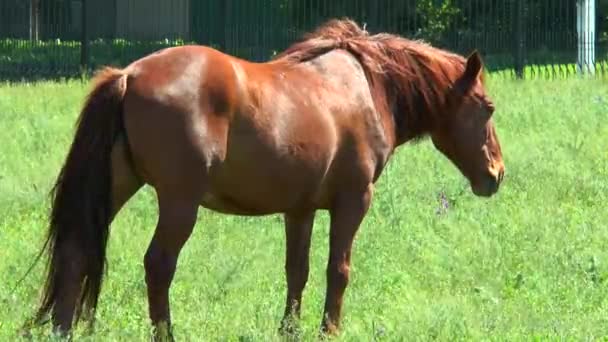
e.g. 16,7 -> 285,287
274,18 -> 482,141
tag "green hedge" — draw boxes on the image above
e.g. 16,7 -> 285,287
0,38 -> 284,80
0,38 -> 193,78
0,38 -> 606,80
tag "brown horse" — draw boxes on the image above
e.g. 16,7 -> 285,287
28,19 -> 504,340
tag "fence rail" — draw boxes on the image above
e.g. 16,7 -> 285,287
1,0 -> 606,80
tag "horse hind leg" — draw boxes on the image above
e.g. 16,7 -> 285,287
279,210 -> 315,336
110,134 -> 144,219
144,192 -> 199,342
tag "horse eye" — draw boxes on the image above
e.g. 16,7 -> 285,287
485,101 -> 495,115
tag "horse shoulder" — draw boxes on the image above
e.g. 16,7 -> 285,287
305,50 -> 394,184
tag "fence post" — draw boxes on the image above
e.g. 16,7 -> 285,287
29,0 -> 39,41
513,0 -> 525,78
80,0 -> 89,75
577,0 -> 596,75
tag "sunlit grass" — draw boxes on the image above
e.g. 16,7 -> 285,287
0,75 -> 607,340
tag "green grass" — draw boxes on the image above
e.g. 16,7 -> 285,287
0,76 -> 607,341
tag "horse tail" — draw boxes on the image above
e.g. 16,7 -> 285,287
33,67 -> 128,327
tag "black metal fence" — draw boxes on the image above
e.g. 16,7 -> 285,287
1,0 -> 606,81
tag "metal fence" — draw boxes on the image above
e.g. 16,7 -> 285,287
1,0 -> 606,81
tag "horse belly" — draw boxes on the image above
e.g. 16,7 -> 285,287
201,127 -> 335,214
204,158 -> 329,214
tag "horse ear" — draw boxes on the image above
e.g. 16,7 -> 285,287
464,50 -> 483,80
453,50 -> 483,97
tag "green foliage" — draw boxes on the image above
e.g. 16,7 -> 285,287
4,0 -> 608,80
0,38 -> 193,78
0,73 -> 607,341
600,0 -> 608,44
2,37 -> 607,82
416,0 -> 460,44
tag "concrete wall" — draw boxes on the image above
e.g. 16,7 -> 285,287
115,0 -> 190,40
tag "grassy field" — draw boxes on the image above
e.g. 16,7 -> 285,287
0,75 -> 607,341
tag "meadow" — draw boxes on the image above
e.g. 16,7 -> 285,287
0,75 -> 607,341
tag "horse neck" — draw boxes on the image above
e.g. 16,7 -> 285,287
387,84 -> 443,146
387,63 -> 458,146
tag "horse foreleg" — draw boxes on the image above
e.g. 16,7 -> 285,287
144,195 -> 198,342
279,210 -> 316,335
320,185 -> 373,336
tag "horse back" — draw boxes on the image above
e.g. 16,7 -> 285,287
120,45 -> 392,213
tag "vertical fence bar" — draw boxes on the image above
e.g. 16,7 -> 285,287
219,0 -> 227,52
80,0 -> 89,75
513,0 -> 525,78
368,0 -> 378,33
29,0 -> 39,41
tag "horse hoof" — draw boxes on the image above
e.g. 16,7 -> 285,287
278,318 -> 302,340
151,333 -> 175,342
18,327 -> 33,341
151,321 -> 175,342
318,322 -> 340,340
